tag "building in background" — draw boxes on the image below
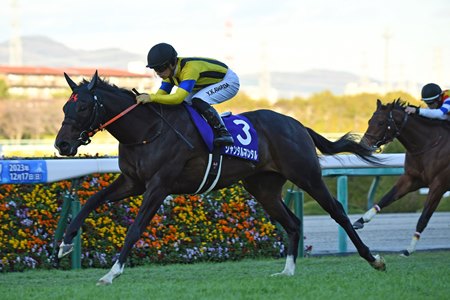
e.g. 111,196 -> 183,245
0,66 -> 156,99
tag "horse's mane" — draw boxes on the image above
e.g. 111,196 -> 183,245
80,77 -> 135,98
386,98 -> 450,128
386,98 -> 408,110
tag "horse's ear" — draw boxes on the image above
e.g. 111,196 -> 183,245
87,70 -> 99,91
376,99 -> 383,108
64,72 -> 78,91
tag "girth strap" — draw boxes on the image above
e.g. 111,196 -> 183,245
194,148 -> 223,194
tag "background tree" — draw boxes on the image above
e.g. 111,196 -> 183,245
0,78 -> 9,99
0,98 -> 65,140
0,89 -> 421,141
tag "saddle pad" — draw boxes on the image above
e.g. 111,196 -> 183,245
184,104 -> 259,162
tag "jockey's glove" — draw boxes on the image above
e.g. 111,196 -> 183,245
136,93 -> 153,104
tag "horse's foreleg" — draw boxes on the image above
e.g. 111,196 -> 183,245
58,190 -> 108,259
353,175 -> 422,230
353,204 -> 381,229
402,185 -> 444,256
353,186 -> 399,229
58,175 -> 143,259
97,188 -> 167,285
272,255 -> 296,277
96,261 -> 125,286
401,232 -> 421,257
361,204 -> 380,223
58,241 -> 75,258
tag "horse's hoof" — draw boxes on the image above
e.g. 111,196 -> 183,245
352,218 -> 364,230
400,250 -> 410,257
96,279 -> 112,286
370,254 -> 386,271
58,242 -> 74,259
271,271 -> 294,277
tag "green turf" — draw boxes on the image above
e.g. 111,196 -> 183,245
1,251 -> 449,300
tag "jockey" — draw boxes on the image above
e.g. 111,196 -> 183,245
405,83 -> 450,121
136,42 -> 239,146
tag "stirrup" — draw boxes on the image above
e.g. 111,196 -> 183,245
214,135 -> 234,146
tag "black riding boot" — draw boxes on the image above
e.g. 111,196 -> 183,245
192,98 -> 234,146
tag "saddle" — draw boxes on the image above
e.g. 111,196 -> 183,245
184,104 -> 259,193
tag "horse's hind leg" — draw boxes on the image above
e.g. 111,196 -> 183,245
300,177 -> 386,271
243,172 -> 300,276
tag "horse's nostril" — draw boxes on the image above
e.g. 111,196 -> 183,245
56,141 -> 70,154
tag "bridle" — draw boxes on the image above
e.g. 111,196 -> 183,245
61,92 -> 107,146
78,94 -> 108,145
75,90 -> 194,149
364,107 -> 409,148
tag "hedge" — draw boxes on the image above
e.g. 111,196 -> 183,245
0,173 -> 285,272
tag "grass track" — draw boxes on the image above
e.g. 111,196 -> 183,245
1,251 -> 449,300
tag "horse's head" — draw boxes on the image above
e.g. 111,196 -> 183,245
55,71 -> 106,156
361,99 -> 409,151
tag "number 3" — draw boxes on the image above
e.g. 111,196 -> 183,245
233,120 -> 252,145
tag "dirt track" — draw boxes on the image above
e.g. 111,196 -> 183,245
303,212 -> 450,254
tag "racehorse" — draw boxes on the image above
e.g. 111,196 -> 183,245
354,99 -> 450,256
55,71 -> 385,285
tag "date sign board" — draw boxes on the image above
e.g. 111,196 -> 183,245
0,160 -> 47,184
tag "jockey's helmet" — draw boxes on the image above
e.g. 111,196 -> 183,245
146,43 -> 178,69
421,83 -> 442,104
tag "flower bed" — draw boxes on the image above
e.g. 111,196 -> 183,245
0,173 -> 284,272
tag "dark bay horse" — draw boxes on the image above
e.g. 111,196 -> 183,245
55,71 -> 385,285
354,99 -> 450,256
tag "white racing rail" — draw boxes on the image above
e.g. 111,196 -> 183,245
0,154 -> 405,184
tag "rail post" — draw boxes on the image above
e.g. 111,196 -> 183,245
284,187 -> 304,258
367,176 -> 380,209
52,178 -> 82,270
53,192 -> 72,244
70,180 -> 82,269
337,176 -> 348,253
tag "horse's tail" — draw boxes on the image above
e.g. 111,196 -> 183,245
306,127 -> 381,165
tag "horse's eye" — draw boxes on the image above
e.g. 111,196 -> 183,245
78,105 -> 88,112
378,121 -> 384,126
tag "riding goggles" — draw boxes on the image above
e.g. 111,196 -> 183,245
152,64 -> 169,73
422,93 -> 441,104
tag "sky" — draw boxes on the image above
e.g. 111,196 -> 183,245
1,0 -> 449,87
